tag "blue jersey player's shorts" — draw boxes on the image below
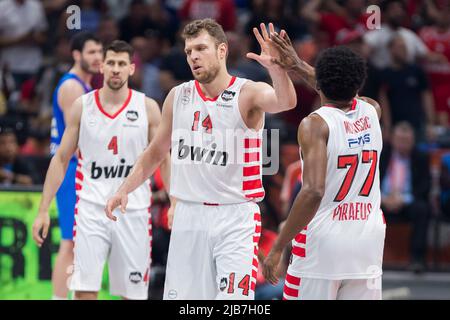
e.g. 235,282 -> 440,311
56,159 -> 77,240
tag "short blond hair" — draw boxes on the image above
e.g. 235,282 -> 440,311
181,19 -> 228,47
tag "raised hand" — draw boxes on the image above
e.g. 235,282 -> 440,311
269,30 -> 302,71
246,23 -> 283,71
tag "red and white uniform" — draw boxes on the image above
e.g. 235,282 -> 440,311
70,89 -> 152,299
164,76 -> 263,300
284,99 -> 386,300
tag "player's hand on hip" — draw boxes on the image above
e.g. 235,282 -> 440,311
32,212 -> 50,247
262,249 -> 282,285
105,192 -> 128,221
246,23 -> 283,71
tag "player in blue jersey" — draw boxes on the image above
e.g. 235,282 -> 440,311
33,32 -> 103,300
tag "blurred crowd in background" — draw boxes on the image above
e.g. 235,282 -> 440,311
1,0 -> 450,299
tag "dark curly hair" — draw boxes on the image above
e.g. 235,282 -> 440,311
315,46 -> 366,101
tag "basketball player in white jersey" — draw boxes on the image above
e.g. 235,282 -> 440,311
262,31 -> 386,299
32,40 -> 171,300
105,19 -> 297,300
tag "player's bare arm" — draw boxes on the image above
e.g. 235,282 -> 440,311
145,96 -> 172,192
32,97 -> 83,247
268,30 -> 317,91
244,23 -> 297,114
105,88 -> 175,221
145,96 -> 177,228
263,114 -> 328,284
57,79 -> 86,124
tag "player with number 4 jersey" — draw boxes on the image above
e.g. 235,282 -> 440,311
32,40 -> 172,300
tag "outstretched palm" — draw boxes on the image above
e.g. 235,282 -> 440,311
246,23 -> 282,70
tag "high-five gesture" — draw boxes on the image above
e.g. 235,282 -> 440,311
269,30 -> 303,71
246,23 -> 282,70
268,29 -> 318,91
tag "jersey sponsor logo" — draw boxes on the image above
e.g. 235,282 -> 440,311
182,86 -> 192,104
126,110 -> 138,121
332,202 -> 373,221
348,133 -> 371,148
90,159 -> 133,179
344,116 -> 371,134
129,272 -> 142,284
221,90 -> 236,102
177,138 -> 228,166
219,277 -> 228,291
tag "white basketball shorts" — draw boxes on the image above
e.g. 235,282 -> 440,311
282,272 -> 382,300
163,200 -> 261,300
69,199 -> 152,299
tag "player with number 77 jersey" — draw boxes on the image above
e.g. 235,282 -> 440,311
262,35 -> 386,300
32,40 -> 173,300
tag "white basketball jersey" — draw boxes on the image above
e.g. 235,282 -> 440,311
170,76 -> 265,204
76,89 -> 151,210
290,98 -> 386,280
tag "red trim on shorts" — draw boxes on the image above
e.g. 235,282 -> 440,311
194,76 -> 236,102
283,285 -> 299,297
94,89 -> 132,119
295,233 -> 306,244
285,273 -> 301,286
292,246 -> 306,257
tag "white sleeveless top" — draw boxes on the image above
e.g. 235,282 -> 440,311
290,98 -> 386,279
170,76 -> 265,204
77,89 -> 151,210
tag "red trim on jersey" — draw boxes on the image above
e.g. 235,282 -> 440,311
94,89 -> 132,119
243,179 -> 262,191
75,171 -> 84,181
244,152 -> 260,162
253,235 -> 260,243
323,98 -> 357,111
245,191 -> 265,199
285,273 -> 301,286
75,183 -> 82,191
292,246 -> 306,257
243,166 -> 260,177
194,76 -> 236,102
351,98 -> 357,110
244,138 -> 261,148
254,212 -> 261,222
295,233 -> 306,244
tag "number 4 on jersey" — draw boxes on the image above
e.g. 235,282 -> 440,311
108,136 -> 118,155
